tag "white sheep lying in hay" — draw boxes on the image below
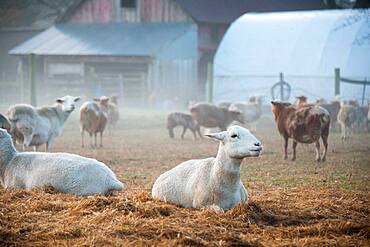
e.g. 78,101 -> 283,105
0,128 -> 124,196
152,125 -> 262,211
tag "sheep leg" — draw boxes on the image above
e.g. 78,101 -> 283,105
341,123 -> 347,140
181,127 -> 187,139
168,127 -> 174,139
94,133 -> 98,148
81,129 -> 85,148
283,136 -> 288,160
292,140 -> 297,161
33,146 -> 37,152
100,132 -> 103,147
315,141 -> 321,162
321,125 -> 329,162
321,136 -> 328,162
89,133 -> 94,148
196,125 -> 203,139
191,129 -> 197,140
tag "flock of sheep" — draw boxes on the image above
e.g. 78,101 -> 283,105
0,93 -> 369,211
0,95 -> 262,211
167,95 -> 370,162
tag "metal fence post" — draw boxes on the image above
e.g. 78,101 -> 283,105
29,53 -> 37,106
279,72 -> 284,100
334,68 -> 340,96
361,80 -> 366,106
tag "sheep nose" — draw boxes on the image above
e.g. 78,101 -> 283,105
254,142 -> 261,147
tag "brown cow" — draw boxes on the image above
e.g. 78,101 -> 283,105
190,102 -> 244,137
271,101 -> 330,162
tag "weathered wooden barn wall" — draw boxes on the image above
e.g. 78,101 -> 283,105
38,55 -> 151,106
68,0 -> 113,23
140,0 -> 192,22
0,29 -> 42,105
67,0 -> 192,23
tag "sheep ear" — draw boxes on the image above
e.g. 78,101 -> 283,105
56,98 -> 64,103
204,131 -> 226,141
0,128 -> 7,137
74,96 -> 81,102
93,98 -> 100,102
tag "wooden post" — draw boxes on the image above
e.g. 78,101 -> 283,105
207,62 -> 213,103
17,60 -> 24,102
361,82 -> 366,106
29,53 -> 37,106
334,68 -> 340,96
279,72 -> 284,100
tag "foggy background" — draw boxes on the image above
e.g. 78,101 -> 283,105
0,0 -> 369,111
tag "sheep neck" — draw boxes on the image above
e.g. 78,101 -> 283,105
52,104 -> 72,124
212,143 -> 242,188
0,138 -> 17,183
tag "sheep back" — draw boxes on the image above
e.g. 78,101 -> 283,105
80,102 -> 107,135
289,106 -> 330,143
190,102 -> 241,129
152,157 -> 247,209
4,152 -> 123,196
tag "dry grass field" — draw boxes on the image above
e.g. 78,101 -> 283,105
1,110 -> 369,246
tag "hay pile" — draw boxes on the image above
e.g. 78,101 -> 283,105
1,187 -> 369,246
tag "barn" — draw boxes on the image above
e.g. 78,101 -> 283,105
213,9 -> 370,103
9,22 -> 197,107
4,0 -> 332,107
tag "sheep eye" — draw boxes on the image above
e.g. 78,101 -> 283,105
231,134 -> 238,139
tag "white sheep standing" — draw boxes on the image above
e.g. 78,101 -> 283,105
0,128 -> 123,196
152,125 -> 262,211
7,95 -> 80,151
337,102 -> 357,140
229,96 -> 263,131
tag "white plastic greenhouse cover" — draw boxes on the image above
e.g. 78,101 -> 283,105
213,9 -> 370,102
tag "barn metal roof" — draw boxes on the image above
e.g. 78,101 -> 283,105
175,0 -> 327,24
0,0 -> 77,29
9,22 -> 195,57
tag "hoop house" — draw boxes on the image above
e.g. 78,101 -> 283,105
213,9 -> 370,102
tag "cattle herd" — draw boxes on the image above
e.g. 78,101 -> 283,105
0,94 -> 369,211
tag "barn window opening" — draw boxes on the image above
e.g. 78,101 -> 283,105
121,0 -> 136,8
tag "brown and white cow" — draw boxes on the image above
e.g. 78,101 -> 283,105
271,101 -> 330,162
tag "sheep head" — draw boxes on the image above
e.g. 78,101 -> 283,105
205,125 -> 262,159
56,95 -> 80,112
270,100 -> 292,118
295,95 -> 307,104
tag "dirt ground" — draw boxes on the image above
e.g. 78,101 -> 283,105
0,110 -> 369,246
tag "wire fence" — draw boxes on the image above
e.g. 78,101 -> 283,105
213,73 -> 370,104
